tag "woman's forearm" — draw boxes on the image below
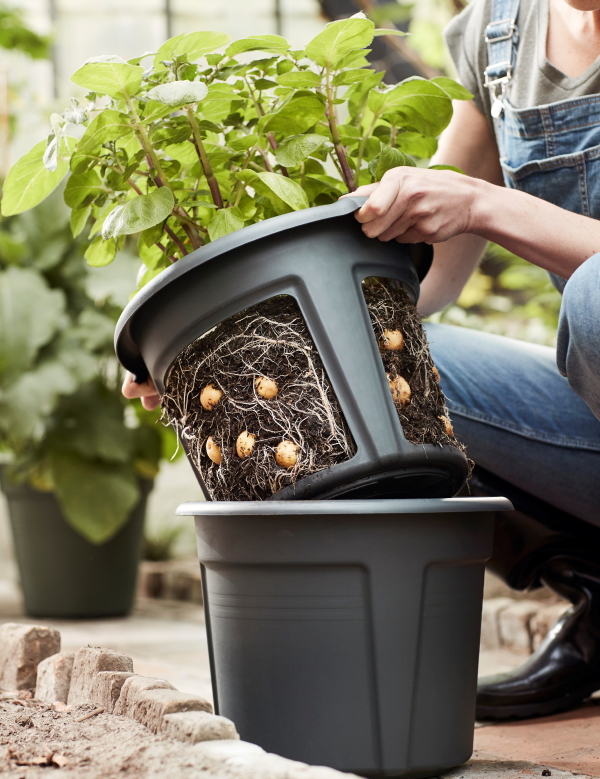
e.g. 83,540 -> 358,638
472,179 -> 600,279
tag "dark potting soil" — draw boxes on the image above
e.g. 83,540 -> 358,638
162,284 -> 467,501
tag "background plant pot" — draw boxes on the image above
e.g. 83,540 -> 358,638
178,497 -> 512,777
1,472 -> 152,619
116,197 -> 469,502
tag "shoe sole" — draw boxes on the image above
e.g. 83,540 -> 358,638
476,679 -> 600,721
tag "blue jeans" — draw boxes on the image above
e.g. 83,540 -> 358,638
425,254 -> 600,528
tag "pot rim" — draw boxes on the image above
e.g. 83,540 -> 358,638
115,196 -> 368,352
176,496 -> 513,515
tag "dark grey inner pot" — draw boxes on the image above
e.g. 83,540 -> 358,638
178,497 -> 512,778
1,472 -> 151,619
115,197 -> 469,502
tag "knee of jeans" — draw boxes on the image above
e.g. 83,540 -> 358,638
557,253 -> 600,378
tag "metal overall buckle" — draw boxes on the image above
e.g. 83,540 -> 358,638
484,65 -> 512,118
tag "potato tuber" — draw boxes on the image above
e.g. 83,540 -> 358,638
440,416 -> 454,436
200,383 -> 223,411
276,440 -> 298,469
387,374 -> 411,407
381,329 -> 404,351
255,376 -> 278,399
206,437 -> 222,464
432,366 -> 440,383
236,430 -> 256,459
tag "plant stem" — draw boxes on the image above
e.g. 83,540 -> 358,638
156,242 -> 177,263
124,95 -> 172,190
128,179 -> 143,196
354,114 -> 378,185
186,106 -> 224,208
244,76 -> 289,177
164,223 -> 188,257
325,69 -> 355,192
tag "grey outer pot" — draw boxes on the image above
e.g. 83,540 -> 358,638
116,198 -> 469,502
1,473 -> 152,619
177,497 -> 512,778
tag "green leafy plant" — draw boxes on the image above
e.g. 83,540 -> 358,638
0,4 -> 50,59
0,193 -> 179,543
1,13 -> 470,291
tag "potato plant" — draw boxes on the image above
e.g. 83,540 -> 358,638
1,12 -> 469,293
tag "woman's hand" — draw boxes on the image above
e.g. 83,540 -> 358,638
343,167 -> 482,244
122,372 -> 161,411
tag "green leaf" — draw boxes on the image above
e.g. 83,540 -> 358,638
70,204 -> 92,237
225,35 -> 289,58
395,131 -> 438,158
70,56 -> 143,99
305,17 -> 374,69
1,140 -> 70,216
70,110 -> 134,174
207,207 -> 245,241
274,134 -> 326,167
369,78 -> 453,136
237,170 -> 309,214
50,452 -> 140,544
373,28 -> 408,37
429,164 -> 465,174
263,93 -> 325,135
431,77 -> 473,100
85,237 -> 117,267
154,31 -> 231,70
102,188 -> 174,239
277,71 -> 321,89
0,267 -> 65,382
369,144 -> 416,181
146,80 -> 208,108
64,169 -> 104,208
335,49 -> 372,69
331,68 -> 372,86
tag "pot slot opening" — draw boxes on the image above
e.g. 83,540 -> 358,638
162,294 -> 356,501
361,277 -> 465,452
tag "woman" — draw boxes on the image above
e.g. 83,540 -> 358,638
124,0 -> 600,720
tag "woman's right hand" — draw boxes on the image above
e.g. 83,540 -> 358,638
122,372 -> 161,411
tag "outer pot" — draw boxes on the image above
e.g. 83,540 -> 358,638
115,198 -> 469,502
1,472 -> 152,618
178,497 -> 512,778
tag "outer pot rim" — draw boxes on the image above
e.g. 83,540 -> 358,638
114,196 -> 432,376
176,496 -> 513,516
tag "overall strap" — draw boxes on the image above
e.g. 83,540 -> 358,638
484,0 -> 521,117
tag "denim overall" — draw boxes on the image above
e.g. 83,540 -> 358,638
425,0 -> 600,525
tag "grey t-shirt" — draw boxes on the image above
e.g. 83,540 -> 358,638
444,0 -> 600,125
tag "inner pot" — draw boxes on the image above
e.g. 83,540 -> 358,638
178,496 -> 512,777
115,197 -> 469,501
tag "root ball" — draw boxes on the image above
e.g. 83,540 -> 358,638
255,376 -> 278,399
206,437 -> 222,464
200,383 -> 223,411
388,374 -> 411,407
382,329 -> 404,351
275,440 -> 298,469
236,430 -> 256,459
440,416 -> 454,436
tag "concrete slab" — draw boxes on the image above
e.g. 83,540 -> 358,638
474,703 -> 600,777
441,750 -> 594,779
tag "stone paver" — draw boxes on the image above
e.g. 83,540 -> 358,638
35,651 -> 75,703
0,622 -> 60,690
67,646 -> 134,705
440,750 -> 594,779
474,703 -> 600,777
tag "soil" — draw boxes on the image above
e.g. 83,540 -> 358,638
163,281 -> 467,501
0,697 -> 224,778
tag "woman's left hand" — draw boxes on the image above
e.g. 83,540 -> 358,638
342,167 -> 482,244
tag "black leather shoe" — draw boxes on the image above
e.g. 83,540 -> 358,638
477,556 -> 600,720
